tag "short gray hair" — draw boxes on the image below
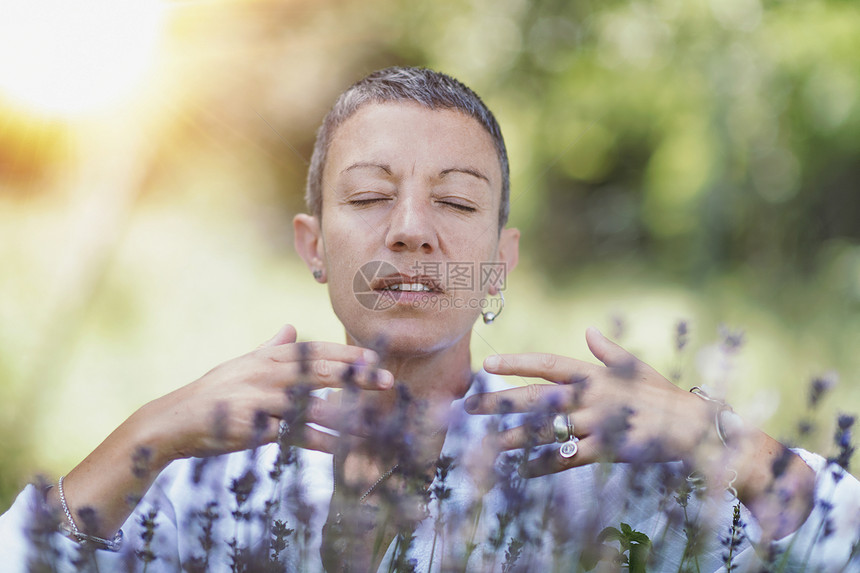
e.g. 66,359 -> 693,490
305,67 -> 510,229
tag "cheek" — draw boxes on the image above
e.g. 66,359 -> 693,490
444,244 -> 501,290
321,223 -> 360,265
320,231 -> 369,306
324,247 -> 358,295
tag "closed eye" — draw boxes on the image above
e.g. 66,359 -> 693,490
349,197 -> 391,207
439,200 -> 476,213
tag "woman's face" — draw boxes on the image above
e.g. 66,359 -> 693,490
296,101 -> 519,357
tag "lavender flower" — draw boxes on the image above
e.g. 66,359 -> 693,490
136,508 -> 160,570
809,374 -> 837,409
229,469 -> 258,511
501,537 -> 524,572
830,413 -> 855,472
597,405 -> 634,456
721,502 -> 746,571
131,447 -> 153,480
567,374 -> 590,408
770,446 -> 794,481
251,410 -> 269,449
191,457 -> 211,487
670,320 -> 690,382
269,519 -> 293,564
675,320 -> 690,352
486,511 -> 514,561
612,358 -> 638,381
70,507 -> 104,571
390,531 -> 418,572
187,501 -> 219,571
25,477 -> 62,573
719,326 -> 745,352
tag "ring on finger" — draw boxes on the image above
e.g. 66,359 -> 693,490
552,413 -> 574,443
559,439 -> 578,458
552,413 -> 579,459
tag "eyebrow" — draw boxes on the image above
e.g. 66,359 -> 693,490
341,162 -> 490,184
440,167 -> 490,184
341,162 -> 393,175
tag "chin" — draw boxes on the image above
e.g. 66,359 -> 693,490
343,314 -> 474,359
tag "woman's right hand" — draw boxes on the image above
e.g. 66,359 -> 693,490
54,324 -> 392,538
142,323 -> 393,466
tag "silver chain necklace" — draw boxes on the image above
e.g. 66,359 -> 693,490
332,456 -> 399,503
331,423 -> 448,503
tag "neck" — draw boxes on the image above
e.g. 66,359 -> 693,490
346,332 -> 475,421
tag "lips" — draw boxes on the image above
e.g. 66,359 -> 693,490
371,273 -> 445,294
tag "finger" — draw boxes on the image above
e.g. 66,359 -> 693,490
585,327 -> 636,369
305,398 -> 447,440
302,396 -> 373,435
464,384 -> 576,415
270,359 -> 393,390
260,340 -> 380,368
490,411 -> 600,451
482,353 -> 596,384
259,324 -> 298,348
489,417 -> 556,449
269,419 -> 340,454
519,436 -> 599,478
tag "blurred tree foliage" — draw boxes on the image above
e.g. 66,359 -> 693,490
510,0 -> 860,286
5,0 -> 859,283
173,0 -> 860,295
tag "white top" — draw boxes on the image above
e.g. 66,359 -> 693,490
2,372 -> 858,572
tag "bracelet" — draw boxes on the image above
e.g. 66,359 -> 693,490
57,475 -> 79,534
689,386 -> 736,447
57,476 -> 124,552
686,467 -> 739,499
688,388 -> 743,499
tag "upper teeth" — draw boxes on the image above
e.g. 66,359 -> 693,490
386,283 -> 431,292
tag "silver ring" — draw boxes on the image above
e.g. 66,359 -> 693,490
552,413 -> 579,458
552,414 -> 574,443
560,439 -> 579,458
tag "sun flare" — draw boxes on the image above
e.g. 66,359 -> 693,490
0,0 -> 164,117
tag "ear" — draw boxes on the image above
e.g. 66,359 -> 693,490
489,227 -> 520,295
293,214 -> 327,283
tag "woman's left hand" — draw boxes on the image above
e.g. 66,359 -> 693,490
465,327 -> 716,477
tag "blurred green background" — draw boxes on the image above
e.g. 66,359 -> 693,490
1,0 -> 858,510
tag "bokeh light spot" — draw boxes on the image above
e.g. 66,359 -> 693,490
0,0 -> 163,117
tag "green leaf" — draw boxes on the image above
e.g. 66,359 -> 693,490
597,526 -> 623,543
629,532 -> 652,545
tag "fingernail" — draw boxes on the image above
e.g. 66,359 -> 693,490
465,396 -> 479,412
377,370 -> 393,388
484,355 -> 500,370
363,349 -> 379,363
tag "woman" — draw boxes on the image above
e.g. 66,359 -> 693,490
1,67 -> 857,571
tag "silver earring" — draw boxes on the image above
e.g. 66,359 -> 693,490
482,291 -> 505,325
312,269 -> 323,280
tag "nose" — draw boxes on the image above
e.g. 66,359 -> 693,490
384,193 -> 437,254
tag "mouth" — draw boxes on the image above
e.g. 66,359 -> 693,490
372,273 -> 445,294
